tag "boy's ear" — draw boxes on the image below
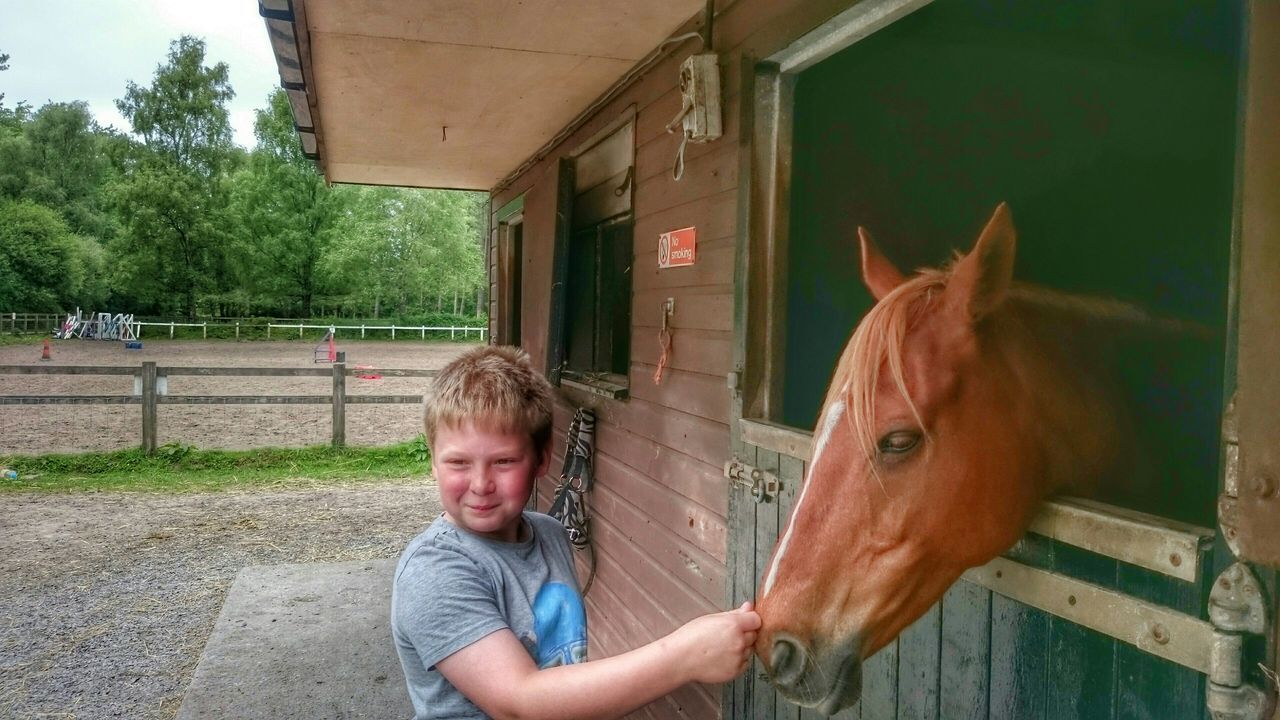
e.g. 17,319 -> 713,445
535,440 -> 553,477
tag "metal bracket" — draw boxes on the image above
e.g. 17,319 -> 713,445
724,459 -> 779,503
1206,562 -> 1273,720
1220,393 -> 1245,557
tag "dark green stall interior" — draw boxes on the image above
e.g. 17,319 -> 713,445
782,0 -> 1241,528
744,1 -> 1247,718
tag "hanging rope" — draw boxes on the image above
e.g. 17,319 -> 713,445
654,299 -> 674,385
548,408 -> 597,594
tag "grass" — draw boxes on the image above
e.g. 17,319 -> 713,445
0,333 -> 45,347
0,436 -> 432,493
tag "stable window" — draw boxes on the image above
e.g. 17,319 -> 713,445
743,0 -> 1237,526
549,117 -> 635,397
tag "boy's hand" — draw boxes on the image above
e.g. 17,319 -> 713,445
671,601 -> 761,684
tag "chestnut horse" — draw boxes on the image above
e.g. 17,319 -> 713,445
753,203 -> 1210,714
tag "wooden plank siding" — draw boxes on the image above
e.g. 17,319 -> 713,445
485,2 -> 1007,718
493,13 -> 1242,720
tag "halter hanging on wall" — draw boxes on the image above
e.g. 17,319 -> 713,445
548,408 -> 597,594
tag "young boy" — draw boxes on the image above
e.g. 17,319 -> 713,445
392,345 -> 760,720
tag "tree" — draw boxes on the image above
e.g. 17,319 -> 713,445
0,200 -> 95,312
115,36 -> 234,179
109,36 -> 236,316
0,102 -> 117,239
226,89 -> 344,316
325,187 -> 486,318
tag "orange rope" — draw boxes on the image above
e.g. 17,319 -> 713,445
653,325 -> 672,385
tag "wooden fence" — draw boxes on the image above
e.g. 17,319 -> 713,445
0,362 -> 435,452
2,313 -> 62,333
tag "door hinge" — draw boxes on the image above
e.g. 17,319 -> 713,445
724,458 -> 779,503
1206,562 -> 1274,720
1219,393 -> 1245,557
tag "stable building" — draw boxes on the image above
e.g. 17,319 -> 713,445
262,1 -> 1280,718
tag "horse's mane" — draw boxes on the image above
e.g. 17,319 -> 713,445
828,262 -> 1208,473
831,268 -> 948,470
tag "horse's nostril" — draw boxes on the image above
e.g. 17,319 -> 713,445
770,637 -> 807,687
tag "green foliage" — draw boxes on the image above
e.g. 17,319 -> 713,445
0,441 -> 430,493
0,37 -> 487,322
326,186 -> 487,318
0,199 -> 96,311
409,433 -> 430,463
109,158 -> 227,315
115,36 -> 235,178
106,36 -> 239,318
226,89 -> 344,317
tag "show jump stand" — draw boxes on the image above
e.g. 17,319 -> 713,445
176,559 -> 410,719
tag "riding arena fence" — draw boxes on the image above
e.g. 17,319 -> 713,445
0,362 -> 435,452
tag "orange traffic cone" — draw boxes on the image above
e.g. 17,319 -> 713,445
40,338 -> 52,361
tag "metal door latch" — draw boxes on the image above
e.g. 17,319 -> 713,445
724,459 -> 779,503
1206,562 -> 1274,720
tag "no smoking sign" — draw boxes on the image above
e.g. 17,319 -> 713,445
658,226 -> 697,268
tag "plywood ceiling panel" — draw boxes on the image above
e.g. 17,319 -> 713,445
299,0 -> 704,189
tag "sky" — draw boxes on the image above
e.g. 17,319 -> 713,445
1,0 -> 280,149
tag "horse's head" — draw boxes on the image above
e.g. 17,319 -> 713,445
755,204 -> 1061,714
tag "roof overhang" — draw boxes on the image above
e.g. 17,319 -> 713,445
259,0 -> 705,191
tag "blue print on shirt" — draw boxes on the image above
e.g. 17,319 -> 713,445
532,582 -> 587,668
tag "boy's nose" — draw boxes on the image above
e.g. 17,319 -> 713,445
469,469 -> 496,493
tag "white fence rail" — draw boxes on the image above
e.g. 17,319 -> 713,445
4,313 -> 488,341
264,323 -> 488,341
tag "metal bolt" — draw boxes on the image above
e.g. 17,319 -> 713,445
1068,595 -> 1077,606
1169,553 -> 1182,568
1252,475 -> 1275,499
1151,624 -> 1170,645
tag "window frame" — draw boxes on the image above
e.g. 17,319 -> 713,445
547,111 -> 637,399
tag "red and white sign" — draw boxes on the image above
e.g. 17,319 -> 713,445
657,226 -> 697,268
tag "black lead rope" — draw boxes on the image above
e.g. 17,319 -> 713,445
548,408 -> 596,594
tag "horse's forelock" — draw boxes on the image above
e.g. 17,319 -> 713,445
834,269 -> 948,471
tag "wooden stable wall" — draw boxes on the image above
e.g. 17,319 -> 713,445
486,1 -> 876,718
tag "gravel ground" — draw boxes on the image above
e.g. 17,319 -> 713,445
0,480 -> 443,720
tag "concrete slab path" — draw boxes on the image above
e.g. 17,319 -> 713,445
177,558 -> 411,719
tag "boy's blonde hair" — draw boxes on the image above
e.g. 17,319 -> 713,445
424,345 -> 554,455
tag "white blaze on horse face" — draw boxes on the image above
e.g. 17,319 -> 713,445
762,390 -> 847,598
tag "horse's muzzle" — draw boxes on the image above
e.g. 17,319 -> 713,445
763,634 -> 863,716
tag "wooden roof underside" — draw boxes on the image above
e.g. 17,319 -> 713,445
273,0 -> 704,190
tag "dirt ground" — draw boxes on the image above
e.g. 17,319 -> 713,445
0,480 -> 444,720
0,339 -> 473,455
0,339 -> 466,718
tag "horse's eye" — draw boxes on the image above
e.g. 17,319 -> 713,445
878,431 -> 921,455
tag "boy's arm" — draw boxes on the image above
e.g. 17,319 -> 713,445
436,602 -> 760,720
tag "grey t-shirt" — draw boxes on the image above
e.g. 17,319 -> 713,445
391,512 -> 587,719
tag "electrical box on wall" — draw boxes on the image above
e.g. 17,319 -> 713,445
675,53 -> 722,142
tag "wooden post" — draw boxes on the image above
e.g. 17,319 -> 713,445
141,361 -> 158,454
332,362 -> 346,447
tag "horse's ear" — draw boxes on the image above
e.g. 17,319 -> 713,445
859,227 -> 907,301
948,203 -> 1016,322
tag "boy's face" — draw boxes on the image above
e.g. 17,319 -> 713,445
432,419 -> 549,543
